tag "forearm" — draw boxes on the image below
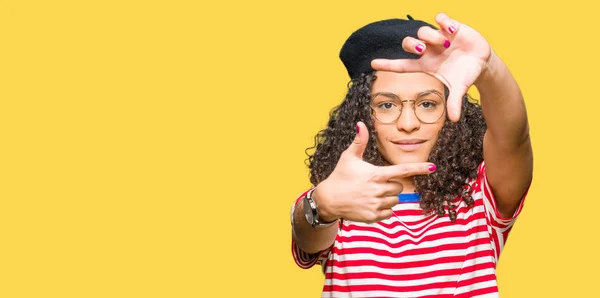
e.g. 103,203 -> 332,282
474,50 -> 533,216
475,50 -> 530,147
291,190 -> 339,254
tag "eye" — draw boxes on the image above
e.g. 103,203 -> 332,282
419,101 -> 437,109
377,102 -> 396,110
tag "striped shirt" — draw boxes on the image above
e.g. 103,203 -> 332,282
291,162 -> 527,298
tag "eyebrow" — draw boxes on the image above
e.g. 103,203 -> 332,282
372,89 -> 444,99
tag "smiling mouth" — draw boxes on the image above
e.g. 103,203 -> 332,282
392,139 -> 426,145
391,140 -> 426,151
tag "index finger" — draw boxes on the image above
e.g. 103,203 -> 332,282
371,57 -> 422,73
374,163 -> 436,181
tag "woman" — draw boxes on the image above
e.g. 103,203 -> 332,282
290,13 -> 533,297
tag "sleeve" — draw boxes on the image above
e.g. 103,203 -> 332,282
475,161 -> 530,233
290,189 -> 333,269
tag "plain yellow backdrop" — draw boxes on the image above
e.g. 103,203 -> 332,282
1,0 -> 599,297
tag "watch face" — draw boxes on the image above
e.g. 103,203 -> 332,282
305,209 -> 314,224
304,197 -> 315,224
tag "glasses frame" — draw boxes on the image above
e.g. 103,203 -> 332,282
370,91 -> 447,124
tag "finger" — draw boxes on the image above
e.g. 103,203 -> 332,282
447,85 -> 467,122
378,195 -> 400,210
371,37 -> 423,72
377,181 -> 404,196
417,26 -> 451,49
435,12 -> 460,35
375,162 -> 436,181
402,36 -> 427,55
371,57 -> 422,73
344,121 -> 369,158
376,209 -> 394,221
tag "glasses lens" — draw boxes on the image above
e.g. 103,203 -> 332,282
414,92 -> 445,123
371,93 -> 401,123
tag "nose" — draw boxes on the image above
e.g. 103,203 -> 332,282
396,102 -> 420,133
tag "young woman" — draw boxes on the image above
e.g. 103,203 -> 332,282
290,13 -> 533,297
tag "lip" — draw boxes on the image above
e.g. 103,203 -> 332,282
391,139 -> 426,151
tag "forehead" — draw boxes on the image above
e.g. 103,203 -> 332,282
371,71 -> 444,96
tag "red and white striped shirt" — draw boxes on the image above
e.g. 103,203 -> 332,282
291,162 -> 528,298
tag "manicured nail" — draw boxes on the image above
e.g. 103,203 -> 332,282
356,124 -> 360,133
443,40 -> 451,48
428,164 -> 436,172
448,26 -> 456,34
415,44 -> 424,53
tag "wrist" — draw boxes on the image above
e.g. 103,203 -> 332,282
474,49 -> 502,90
312,184 -> 339,223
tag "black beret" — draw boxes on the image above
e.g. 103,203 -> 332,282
339,15 -> 437,80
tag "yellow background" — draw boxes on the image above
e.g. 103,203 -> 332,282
1,0 -> 598,297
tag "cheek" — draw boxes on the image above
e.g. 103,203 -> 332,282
427,123 -> 445,148
373,124 -> 389,146
372,126 -> 387,154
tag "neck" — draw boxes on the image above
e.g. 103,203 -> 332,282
382,159 -> 418,193
398,176 -> 416,193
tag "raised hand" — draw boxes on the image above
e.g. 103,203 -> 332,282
313,122 -> 436,224
371,13 -> 492,122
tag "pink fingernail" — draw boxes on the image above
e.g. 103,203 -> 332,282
356,124 -> 360,133
448,26 -> 456,34
443,40 -> 451,48
428,164 -> 436,172
415,44 -> 424,53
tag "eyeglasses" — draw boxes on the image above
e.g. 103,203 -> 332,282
370,91 -> 446,124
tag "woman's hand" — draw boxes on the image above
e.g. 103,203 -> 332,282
313,122 -> 436,224
371,13 -> 492,122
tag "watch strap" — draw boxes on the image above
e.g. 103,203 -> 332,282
305,188 -> 337,228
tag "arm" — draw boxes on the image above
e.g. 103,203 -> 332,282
291,122 -> 436,254
291,188 -> 339,254
369,13 -> 534,218
476,51 -> 533,218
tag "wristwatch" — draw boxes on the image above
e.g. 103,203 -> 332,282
303,188 -> 337,228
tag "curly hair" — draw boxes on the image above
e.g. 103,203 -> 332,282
305,72 -> 487,221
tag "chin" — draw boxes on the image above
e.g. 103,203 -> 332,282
385,154 -> 429,165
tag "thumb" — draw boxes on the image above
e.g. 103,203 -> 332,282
447,86 -> 467,122
346,121 -> 369,158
